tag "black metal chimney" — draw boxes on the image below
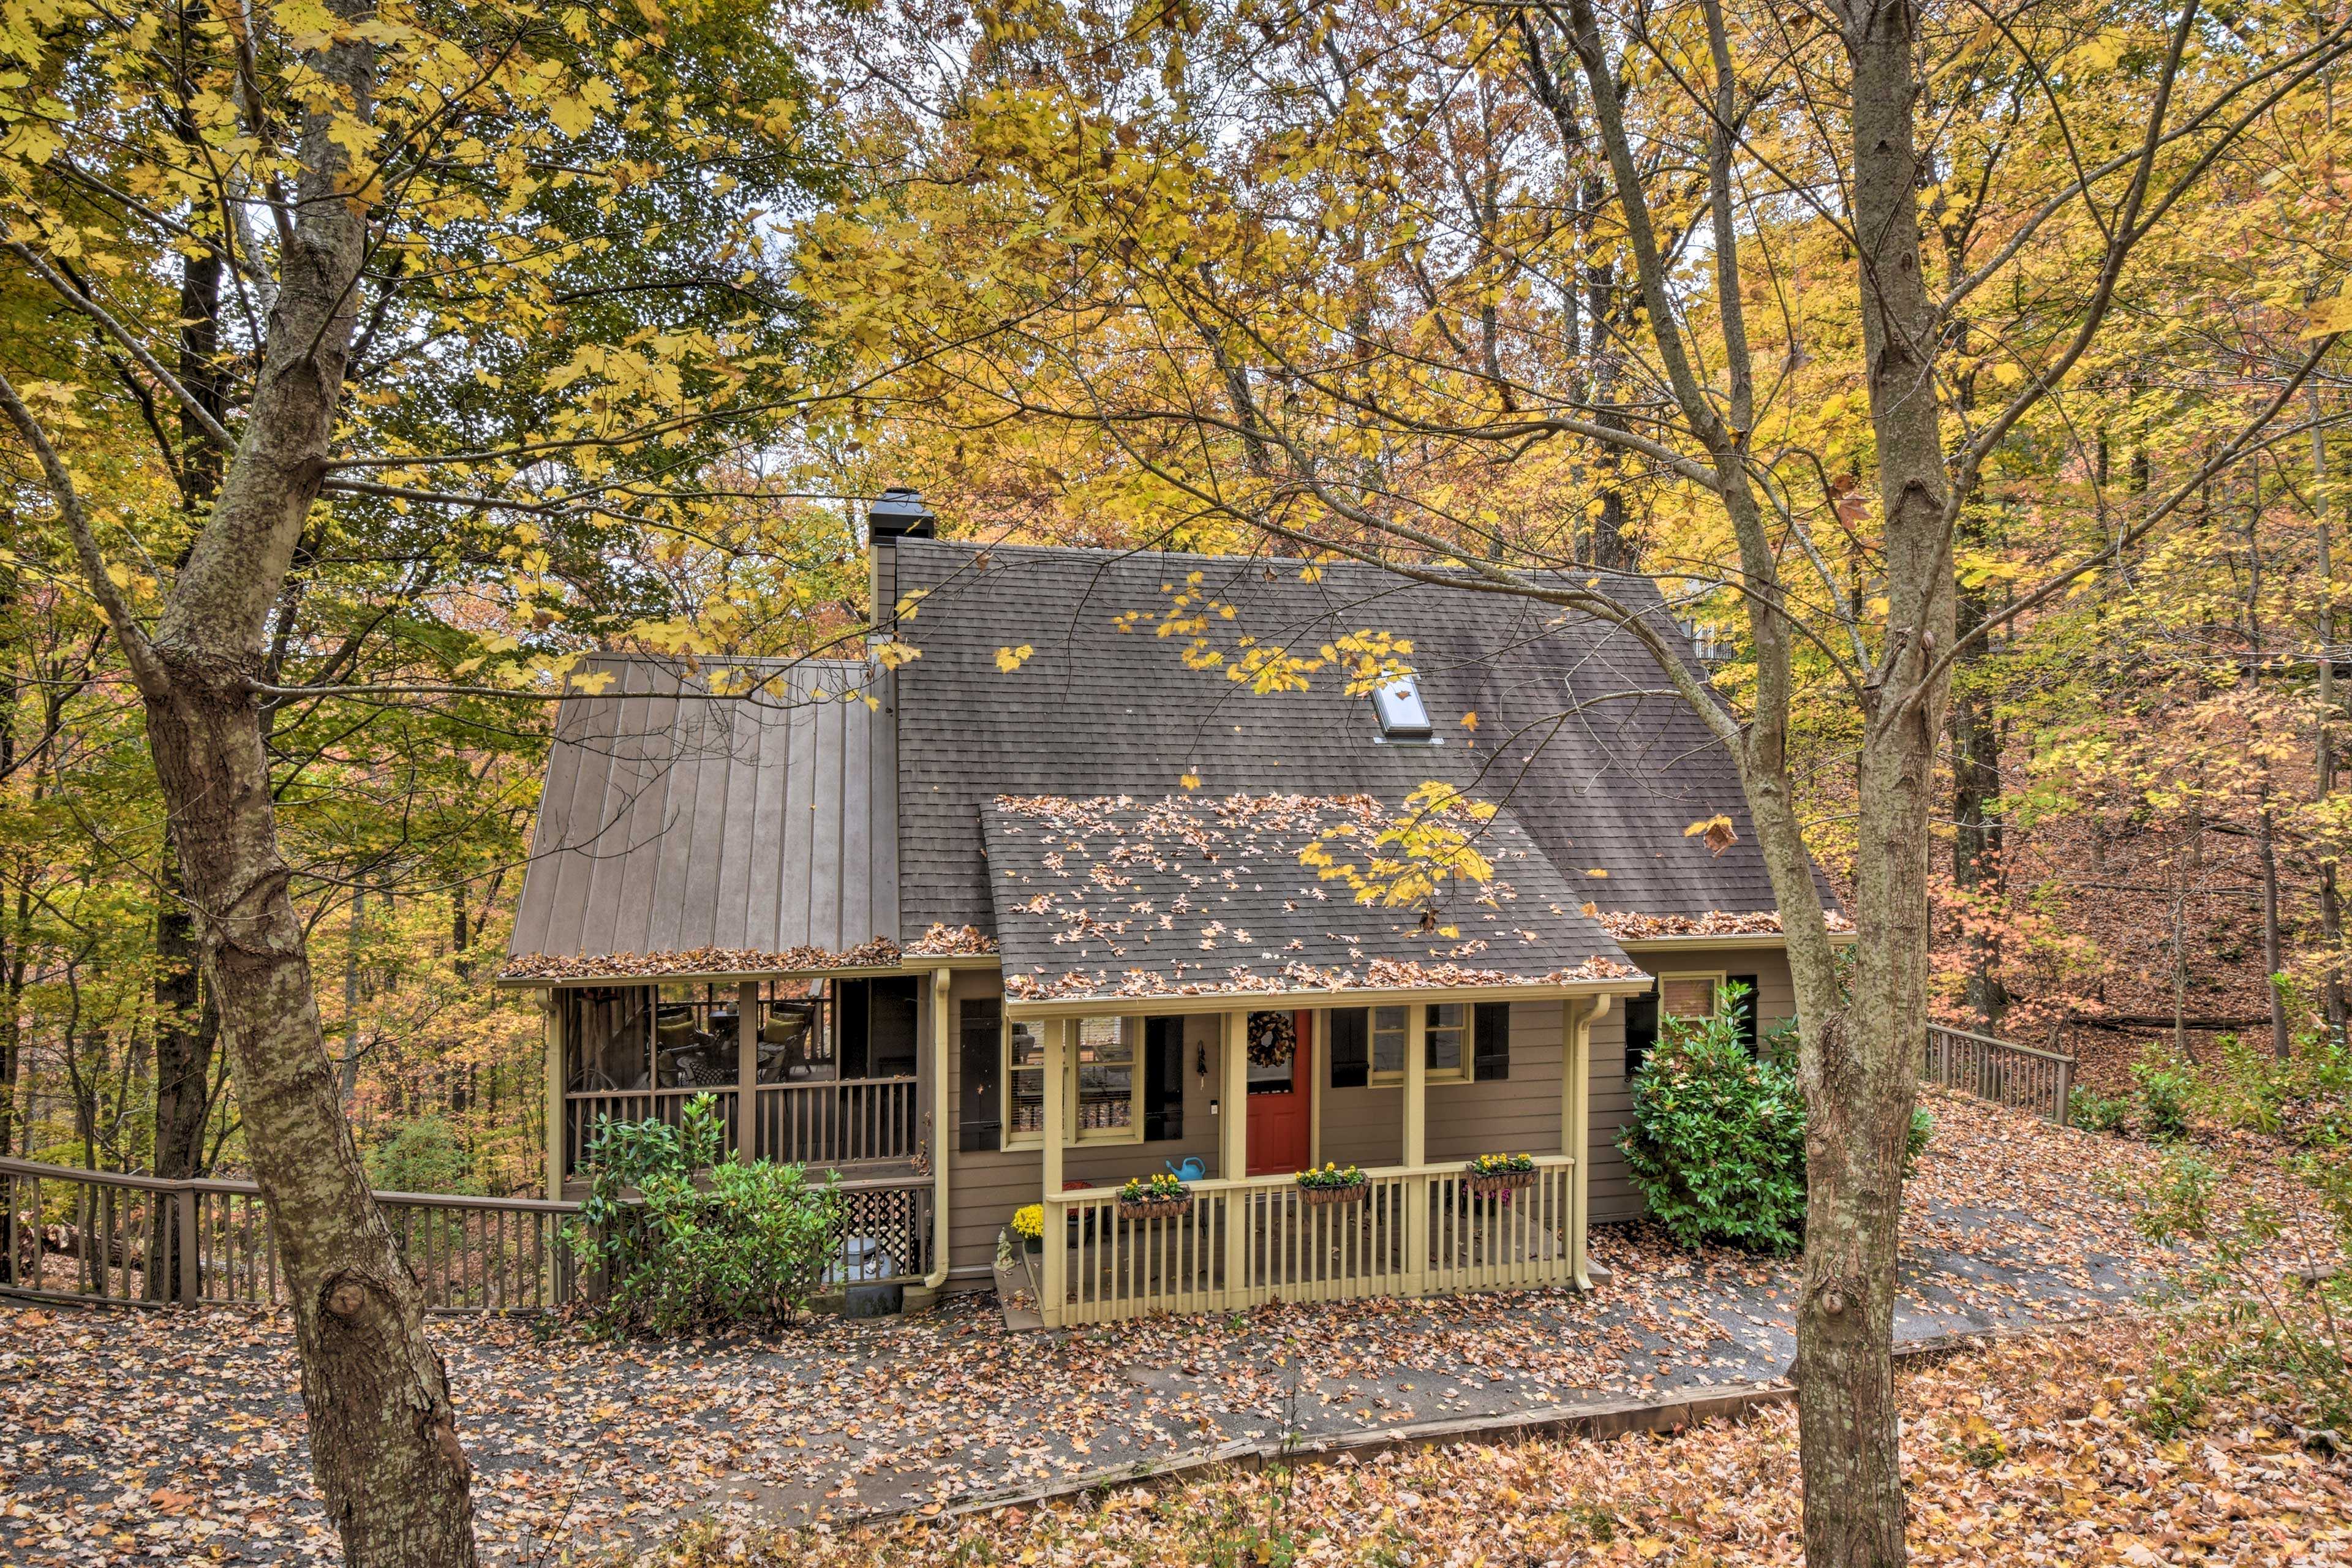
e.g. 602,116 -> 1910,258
868,487 -> 936,636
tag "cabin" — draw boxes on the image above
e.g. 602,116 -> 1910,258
500,493 -> 1844,1325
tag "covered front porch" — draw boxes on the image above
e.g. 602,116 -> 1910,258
1019,992 -> 1623,1327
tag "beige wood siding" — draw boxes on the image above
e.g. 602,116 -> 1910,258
1316,1001 -> 1567,1170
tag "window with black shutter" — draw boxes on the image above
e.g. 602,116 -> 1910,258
958,997 -> 1002,1152
1473,1002 -> 1510,1080
1624,984 -> 1660,1082
1328,1008 -> 1370,1088
1728,974 -> 1760,1055
1144,1016 -> 1184,1140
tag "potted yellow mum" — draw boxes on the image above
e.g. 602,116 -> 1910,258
1011,1203 -> 1044,1255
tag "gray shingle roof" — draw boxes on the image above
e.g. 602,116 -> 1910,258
981,793 -> 1638,1004
894,541 -> 1811,940
507,657 -> 900,968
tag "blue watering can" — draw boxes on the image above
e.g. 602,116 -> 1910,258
1165,1157 -> 1207,1183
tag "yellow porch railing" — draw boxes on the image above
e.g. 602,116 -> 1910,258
1038,1155 -> 1575,1327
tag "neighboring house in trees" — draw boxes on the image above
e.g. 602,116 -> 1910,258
501,492 -> 1847,1325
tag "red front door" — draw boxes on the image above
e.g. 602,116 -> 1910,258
1246,1010 -> 1313,1176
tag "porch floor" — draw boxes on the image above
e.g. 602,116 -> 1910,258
0,1093 -> 2250,1563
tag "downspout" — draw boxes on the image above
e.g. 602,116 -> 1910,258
1565,991 -> 1615,1292
924,965 -> 951,1294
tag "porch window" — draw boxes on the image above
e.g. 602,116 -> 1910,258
1072,1016 -> 1141,1144
1366,1003 -> 1472,1086
1004,1020 -> 1048,1148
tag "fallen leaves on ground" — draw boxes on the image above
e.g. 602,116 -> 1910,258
745,1316 -> 2351,1567
0,1095 -> 2334,1564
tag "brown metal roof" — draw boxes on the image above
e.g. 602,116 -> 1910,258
507,656 -> 899,967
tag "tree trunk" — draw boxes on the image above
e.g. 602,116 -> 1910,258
153,848 -> 219,1182
1951,580 -> 2008,1035
0,4 -> 481,1559
1793,7 -> 1957,1563
2258,796 -> 2290,1060
2313,395 -> 2347,1044
145,665 -> 476,1563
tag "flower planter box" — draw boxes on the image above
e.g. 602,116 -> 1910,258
1465,1167 -> 1539,1199
1115,1192 -> 1194,1223
1298,1183 -> 1368,1208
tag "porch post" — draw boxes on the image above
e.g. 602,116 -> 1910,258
1221,1007 -> 1248,1308
1041,1016 -> 1066,1326
1403,1000 -> 1428,1293
1563,994 -> 1610,1291
736,980 -> 760,1159
1403,1001 -> 1428,1165
929,968 -> 951,1287
1306,1009 -> 1323,1169
543,990 -> 564,1201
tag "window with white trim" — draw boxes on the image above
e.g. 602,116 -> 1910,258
1004,1019 -> 1047,1148
1367,1003 -> 1473,1086
1072,1016 -> 1141,1143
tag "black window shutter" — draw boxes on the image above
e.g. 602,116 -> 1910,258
1624,986 -> 1659,1081
1473,1002 -> 1510,1080
1144,1016 -> 1183,1141
1328,1008 -> 1370,1088
1728,974 -> 1760,1055
869,976 -> 919,1078
957,997 -> 1002,1152
839,979 -> 871,1080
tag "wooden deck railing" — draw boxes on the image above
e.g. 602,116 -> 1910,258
754,1077 -> 921,1167
1040,1156 -> 1576,1327
2,1157 -> 932,1314
562,1087 -> 743,1174
1923,1023 -> 2076,1123
559,1078 -> 920,1177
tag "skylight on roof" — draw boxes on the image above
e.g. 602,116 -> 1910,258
1370,674 -> 1437,743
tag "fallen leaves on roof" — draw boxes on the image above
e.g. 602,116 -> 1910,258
1592,908 -> 1856,940
987,793 -> 1634,1004
500,928 -> 997,981
1003,952 -> 1644,1003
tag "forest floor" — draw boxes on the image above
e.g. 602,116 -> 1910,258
1,1092 -> 2339,1566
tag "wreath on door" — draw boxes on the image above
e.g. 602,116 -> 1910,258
1246,1011 -> 1296,1068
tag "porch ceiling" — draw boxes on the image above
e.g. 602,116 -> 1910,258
981,792 -> 1641,1009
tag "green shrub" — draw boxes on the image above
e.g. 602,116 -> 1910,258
364,1114 -> 482,1195
1619,986 -> 1807,1252
2134,1047 -> 2198,1142
1620,990 -> 1936,1254
567,1093 -> 842,1335
2068,1085 -> 2130,1134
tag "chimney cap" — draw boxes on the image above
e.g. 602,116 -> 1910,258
869,486 -> 936,540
